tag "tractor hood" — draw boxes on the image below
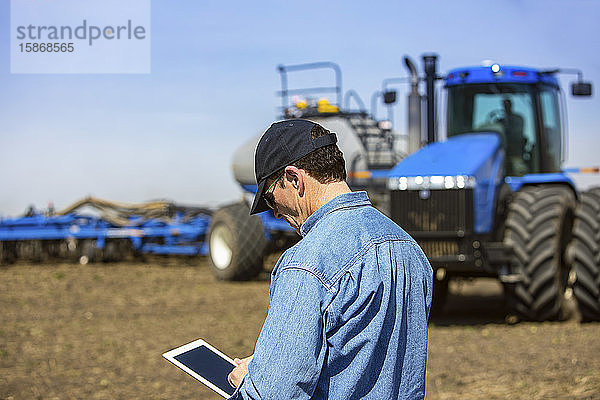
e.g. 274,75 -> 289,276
388,133 -> 504,234
389,133 -> 501,178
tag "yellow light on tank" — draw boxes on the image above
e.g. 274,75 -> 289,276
317,98 -> 339,113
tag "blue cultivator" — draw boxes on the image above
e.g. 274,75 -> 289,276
0,197 -> 211,265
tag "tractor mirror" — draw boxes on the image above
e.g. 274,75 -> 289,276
572,81 -> 592,97
383,90 -> 397,104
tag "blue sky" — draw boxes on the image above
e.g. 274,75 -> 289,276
1,0 -> 599,216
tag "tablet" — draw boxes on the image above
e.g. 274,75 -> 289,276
162,338 -> 237,398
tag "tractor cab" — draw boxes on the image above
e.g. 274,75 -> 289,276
445,65 -> 566,177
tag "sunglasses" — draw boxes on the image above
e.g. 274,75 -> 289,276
263,172 -> 284,210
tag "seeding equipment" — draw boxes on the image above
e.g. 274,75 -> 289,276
0,197 -> 211,265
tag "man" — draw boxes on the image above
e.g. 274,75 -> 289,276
499,98 -> 527,175
228,119 -> 433,399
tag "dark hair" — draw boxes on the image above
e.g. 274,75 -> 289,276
266,123 -> 346,187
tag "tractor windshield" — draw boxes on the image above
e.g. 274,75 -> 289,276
447,83 -> 539,176
538,85 -> 563,172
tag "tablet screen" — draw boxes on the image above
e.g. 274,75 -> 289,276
172,344 -> 236,397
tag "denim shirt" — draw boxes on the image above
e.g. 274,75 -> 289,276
230,191 -> 433,400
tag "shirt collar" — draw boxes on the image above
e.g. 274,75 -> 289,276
299,191 -> 371,237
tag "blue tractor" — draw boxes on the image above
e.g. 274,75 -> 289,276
386,55 -> 595,321
207,56 -> 598,321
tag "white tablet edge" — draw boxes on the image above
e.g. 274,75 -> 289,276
162,338 -> 237,399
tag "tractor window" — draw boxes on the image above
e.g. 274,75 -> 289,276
447,83 -> 539,176
539,87 -> 562,171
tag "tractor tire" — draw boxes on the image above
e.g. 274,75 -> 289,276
503,185 -> 575,321
208,202 -> 266,281
568,187 -> 600,321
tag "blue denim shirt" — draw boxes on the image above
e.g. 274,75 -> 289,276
230,191 -> 433,400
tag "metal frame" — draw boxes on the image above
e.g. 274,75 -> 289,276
0,211 -> 210,258
277,62 -> 342,112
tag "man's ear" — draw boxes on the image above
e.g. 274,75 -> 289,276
284,166 -> 305,196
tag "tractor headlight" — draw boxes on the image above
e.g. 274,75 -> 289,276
444,176 -> 455,189
388,175 -> 476,190
398,176 -> 408,190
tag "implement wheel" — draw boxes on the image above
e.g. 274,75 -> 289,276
430,270 -> 449,316
102,241 -> 123,263
0,241 -> 17,265
208,202 -> 266,280
17,240 -> 47,263
567,187 -> 600,321
0,241 -> 9,265
79,240 -> 98,265
503,185 -> 575,321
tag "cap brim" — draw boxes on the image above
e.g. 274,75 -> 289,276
249,179 -> 269,215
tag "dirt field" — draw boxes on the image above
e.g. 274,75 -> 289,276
1,259 -> 599,399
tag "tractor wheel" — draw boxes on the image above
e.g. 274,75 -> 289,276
503,185 -> 575,321
208,202 -> 266,281
567,187 -> 600,321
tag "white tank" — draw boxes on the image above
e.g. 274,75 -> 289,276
232,116 -> 405,185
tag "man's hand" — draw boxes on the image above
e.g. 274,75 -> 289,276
227,355 -> 253,388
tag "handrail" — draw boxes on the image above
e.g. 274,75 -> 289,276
344,89 -> 367,112
277,62 -> 342,110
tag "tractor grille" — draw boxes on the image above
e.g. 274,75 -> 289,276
418,240 -> 459,258
390,189 -> 474,234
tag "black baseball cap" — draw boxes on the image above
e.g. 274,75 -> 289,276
250,119 -> 337,215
